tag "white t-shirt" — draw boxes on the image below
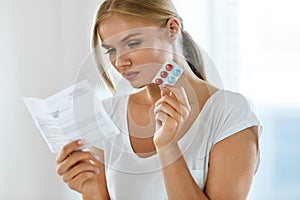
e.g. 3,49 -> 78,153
95,90 -> 262,200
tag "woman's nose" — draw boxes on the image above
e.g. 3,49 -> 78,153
115,53 -> 131,70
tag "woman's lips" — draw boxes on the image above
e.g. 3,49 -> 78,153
123,71 -> 140,80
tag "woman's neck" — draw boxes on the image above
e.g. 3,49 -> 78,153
145,84 -> 161,104
130,84 -> 161,106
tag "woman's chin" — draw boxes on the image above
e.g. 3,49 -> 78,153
129,81 -> 149,89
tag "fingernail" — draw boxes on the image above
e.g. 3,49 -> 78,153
77,140 -> 83,145
96,168 -> 100,175
95,155 -> 101,161
90,152 -> 101,161
155,99 -> 162,105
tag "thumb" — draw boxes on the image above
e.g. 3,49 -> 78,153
160,87 -> 171,97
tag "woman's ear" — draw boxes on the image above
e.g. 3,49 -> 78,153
165,18 -> 181,39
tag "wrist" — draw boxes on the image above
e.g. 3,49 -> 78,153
82,194 -> 102,200
156,142 -> 182,167
153,130 -> 178,150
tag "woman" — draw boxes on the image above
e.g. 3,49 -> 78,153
56,0 -> 262,199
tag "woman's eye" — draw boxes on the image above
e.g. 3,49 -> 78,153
105,48 -> 116,55
127,40 -> 141,49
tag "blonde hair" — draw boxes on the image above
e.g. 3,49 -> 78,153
92,0 -> 206,91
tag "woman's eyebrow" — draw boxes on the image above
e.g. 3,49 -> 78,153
101,33 -> 141,47
121,33 -> 141,42
101,44 -> 111,49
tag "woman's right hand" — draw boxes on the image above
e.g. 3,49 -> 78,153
56,140 -> 102,198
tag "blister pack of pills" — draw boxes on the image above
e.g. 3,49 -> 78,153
152,60 -> 183,86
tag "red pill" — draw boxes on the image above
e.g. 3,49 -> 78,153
165,64 -> 173,71
160,71 -> 168,78
155,78 -> 163,85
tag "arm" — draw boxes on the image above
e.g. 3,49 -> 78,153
157,126 -> 258,200
156,142 -> 209,200
205,126 -> 258,199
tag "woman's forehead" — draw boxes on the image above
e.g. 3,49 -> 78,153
98,15 -> 159,43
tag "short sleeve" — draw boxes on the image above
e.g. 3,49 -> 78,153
210,91 -> 262,146
91,95 -> 128,150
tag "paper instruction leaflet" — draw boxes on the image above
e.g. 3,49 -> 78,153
23,80 -> 119,153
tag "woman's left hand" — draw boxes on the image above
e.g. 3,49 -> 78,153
153,87 -> 191,150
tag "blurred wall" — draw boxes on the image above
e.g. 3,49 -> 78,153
0,0 -> 101,199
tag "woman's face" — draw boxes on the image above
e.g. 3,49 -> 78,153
98,14 -> 175,88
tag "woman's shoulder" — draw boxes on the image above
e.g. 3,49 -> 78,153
204,89 -> 262,147
209,89 -> 253,110
206,89 -> 261,128
199,89 -> 258,125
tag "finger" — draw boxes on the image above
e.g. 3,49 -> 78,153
157,86 -> 190,114
155,111 -> 168,124
154,102 -> 181,121
165,86 -> 192,116
155,95 -> 181,114
56,140 -> 83,164
62,162 -> 100,183
57,151 -> 98,176
156,88 -> 181,113
160,87 -> 172,97
169,86 -> 190,107
155,108 -> 181,126
67,171 -> 96,191
155,111 -> 179,132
